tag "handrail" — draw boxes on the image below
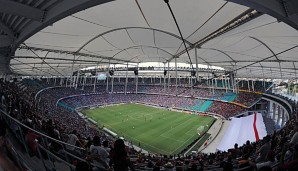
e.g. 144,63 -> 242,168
263,93 -> 293,113
6,139 -> 34,171
63,150 -> 108,170
35,86 -> 63,100
0,106 -> 108,171
37,144 -> 76,170
0,107 -> 86,151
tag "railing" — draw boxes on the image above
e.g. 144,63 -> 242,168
5,138 -> 34,171
0,106 -> 107,171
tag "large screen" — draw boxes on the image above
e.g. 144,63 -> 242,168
97,73 -> 107,80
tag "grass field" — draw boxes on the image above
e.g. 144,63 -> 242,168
81,103 -> 215,155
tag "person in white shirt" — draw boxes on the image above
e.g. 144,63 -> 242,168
66,130 -> 82,151
89,136 -> 109,170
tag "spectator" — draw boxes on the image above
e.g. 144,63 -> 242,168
110,139 -> 135,171
256,136 -> 271,163
89,136 -> 109,170
102,140 -> 111,153
250,150 -> 275,170
26,129 -> 40,156
279,144 -> 298,170
66,130 -> 83,151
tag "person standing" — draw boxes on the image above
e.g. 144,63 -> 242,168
110,139 -> 135,171
66,130 -> 83,151
89,136 -> 109,170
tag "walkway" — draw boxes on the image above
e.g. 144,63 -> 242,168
198,119 -> 231,153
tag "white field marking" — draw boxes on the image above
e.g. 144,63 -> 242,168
159,134 -> 185,143
98,109 -> 187,154
171,118 -> 216,154
103,124 -> 173,154
94,108 -> 214,155
121,133 -> 170,154
159,116 -> 199,137
128,112 -> 154,121
172,128 -> 201,154
185,119 -> 213,136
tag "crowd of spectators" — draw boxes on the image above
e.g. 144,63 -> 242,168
206,101 -> 246,118
2,78 -> 298,171
233,92 -> 262,107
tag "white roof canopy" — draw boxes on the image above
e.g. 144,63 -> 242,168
1,0 -> 297,79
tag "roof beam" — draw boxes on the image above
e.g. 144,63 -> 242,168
0,20 -> 15,37
200,48 -> 236,64
12,0 -> 113,53
76,27 -> 193,54
12,55 -> 101,63
188,59 -> 298,64
10,62 -> 98,66
172,9 -> 261,61
228,0 -> 298,30
11,66 -> 88,71
11,55 -> 122,65
111,45 -> 174,58
17,45 -> 130,63
249,36 -> 282,79
0,0 -> 46,21
249,36 -> 279,61
239,65 -> 298,71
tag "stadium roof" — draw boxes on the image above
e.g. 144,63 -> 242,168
1,0 -> 298,79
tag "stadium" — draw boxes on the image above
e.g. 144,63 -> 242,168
0,0 -> 298,171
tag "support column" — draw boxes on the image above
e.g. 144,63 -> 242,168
215,78 -> 217,88
175,57 -> 178,96
70,55 -> 76,88
274,103 -> 278,122
136,65 -> 138,94
60,77 -> 63,86
160,75 -> 162,84
168,62 -> 170,92
82,75 -> 86,90
212,78 -> 214,95
195,47 -> 199,82
268,101 -> 273,119
65,77 -> 68,87
277,105 -> 281,127
111,75 -> 114,93
54,77 -> 57,87
106,61 -> 110,93
75,70 -> 80,89
93,64 -> 98,92
191,75 -> 193,97
164,63 -> 166,92
272,102 -> 276,120
281,108 -> 285,127
225,77 -> 228,93
72,75 -> 76,88
125,62 -> 128,95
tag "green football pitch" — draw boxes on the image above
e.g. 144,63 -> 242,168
81,103 -> 215,155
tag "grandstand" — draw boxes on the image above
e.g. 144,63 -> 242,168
0,0 -> 298,171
